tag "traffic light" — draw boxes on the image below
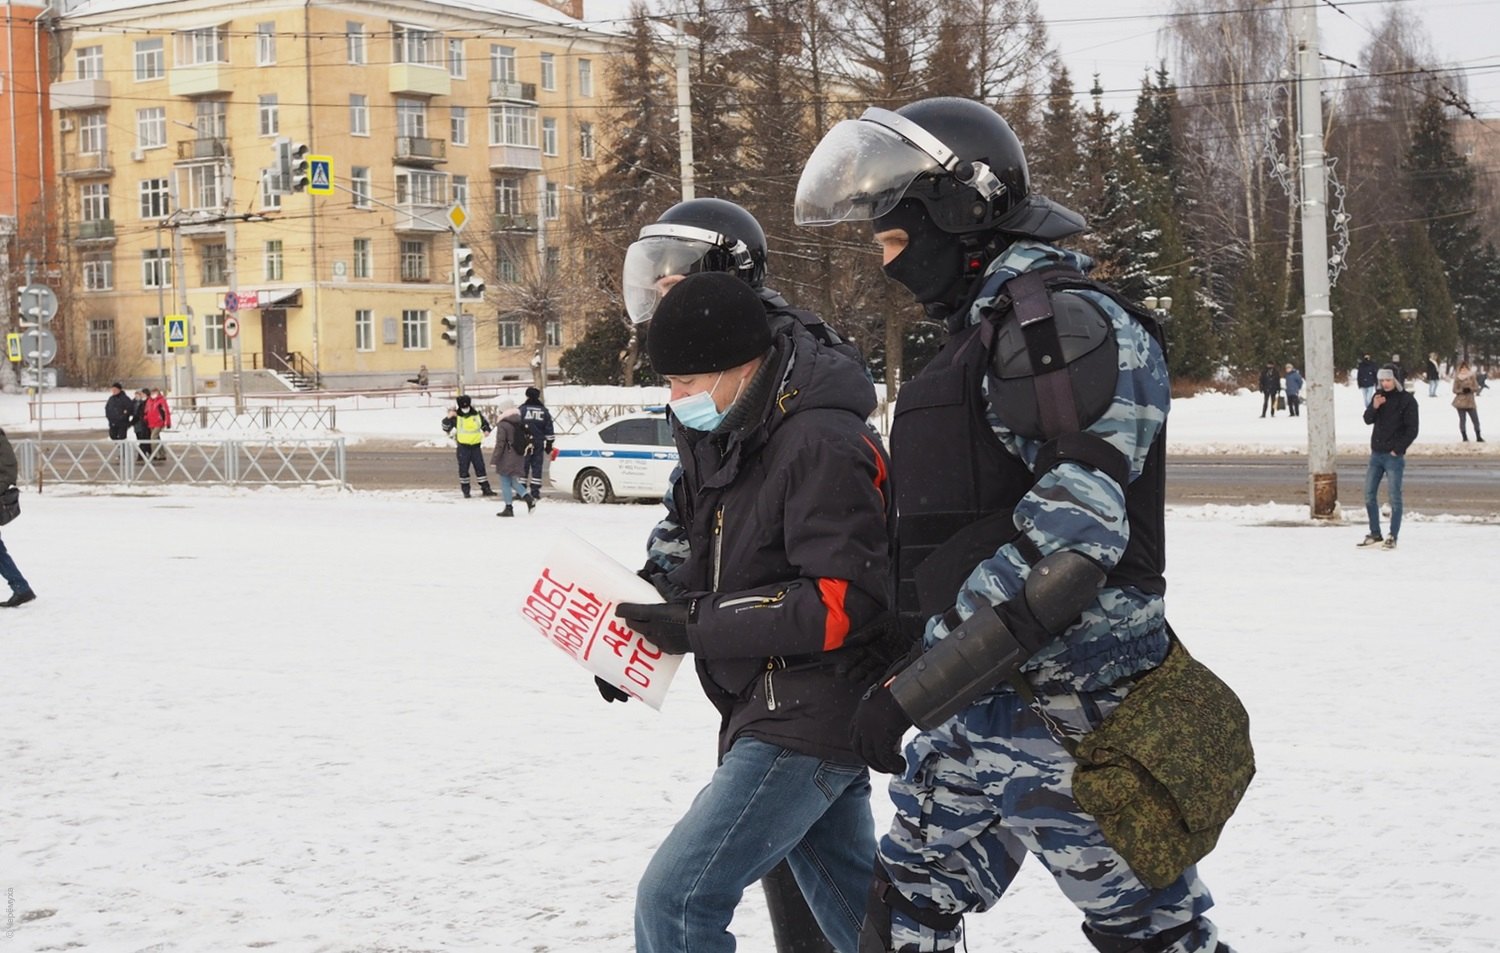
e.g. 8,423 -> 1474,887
441,315 -> 460,347
289,142 -> 311,193
454,245 -> 485,299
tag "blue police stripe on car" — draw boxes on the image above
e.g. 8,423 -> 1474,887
555,449 -> 677,461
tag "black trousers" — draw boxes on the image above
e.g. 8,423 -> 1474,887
108,423 -> 129,440
457,444 -> 488,480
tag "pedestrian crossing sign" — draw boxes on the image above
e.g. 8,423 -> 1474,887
308,156 -> 334,195
166,315 -> 189,350
6,333 -> 20,363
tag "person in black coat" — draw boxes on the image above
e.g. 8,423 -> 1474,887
1259,362 -> 1281,417
130,389 -> 153,460
104,383 -> 134,440
1356,353 -> 1379,405
1359,365 -> 1420,549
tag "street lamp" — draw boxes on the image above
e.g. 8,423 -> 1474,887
1143,296 -> 1173,318
1399,308 -> 1417,323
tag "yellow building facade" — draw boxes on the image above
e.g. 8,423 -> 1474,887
48,0 -> 624,392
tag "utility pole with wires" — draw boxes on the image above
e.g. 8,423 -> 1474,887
674,7 -> 695,202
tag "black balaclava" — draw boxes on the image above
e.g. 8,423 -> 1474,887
874,198 -> 968,306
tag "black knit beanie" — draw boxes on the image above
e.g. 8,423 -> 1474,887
647,272 -> 772,375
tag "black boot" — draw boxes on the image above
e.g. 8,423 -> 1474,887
524,494 -> 536,512
460,483 -> 471,498
479,481 -> 498,497
497,505 -> 514,517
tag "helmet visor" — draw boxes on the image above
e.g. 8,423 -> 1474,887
794,118 -> 942,226
622,235 -> 722,323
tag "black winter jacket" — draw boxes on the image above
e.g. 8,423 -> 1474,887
1363,387 -> 1420,454
0,427 -> 17,487
1356,359 -> 1378,388
131,398 -> 151,438
105,392 -> 134,428
665,321 -> 894,763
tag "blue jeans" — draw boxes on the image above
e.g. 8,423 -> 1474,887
1361,385 -> 1375,406
1365,452 -> 1406,539
1428,379 -> 1439,397
636,736 -> 875,953
0,535 -> 31,595
497,474 -> 526,504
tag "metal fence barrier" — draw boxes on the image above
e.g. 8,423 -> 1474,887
173,406 -> 338,431
14,439 -> 347,487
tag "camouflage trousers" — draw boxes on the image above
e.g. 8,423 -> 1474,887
879,683 -> 1228,952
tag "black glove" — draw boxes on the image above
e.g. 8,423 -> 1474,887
851,682 -> 912,775
544,438 -> 555,453
615,600 -> 692,655
832,617 -> 916,689
594,676 -> 630,703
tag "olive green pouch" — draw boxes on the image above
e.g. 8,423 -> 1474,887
1069,636 -> 1255,889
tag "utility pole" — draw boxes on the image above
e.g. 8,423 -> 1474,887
1293,2 -> 1338,519
674,9 -> 695,202
166,174 -> 197,405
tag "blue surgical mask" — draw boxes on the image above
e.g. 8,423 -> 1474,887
669,372 -> 727,431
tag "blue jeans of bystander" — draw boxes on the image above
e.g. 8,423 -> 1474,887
0,535 -> 31,595
1364,451 -> 1406,539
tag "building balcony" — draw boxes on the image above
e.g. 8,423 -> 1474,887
388,63 -> 450,97
177,210 -> 229,236
395,136 -> 447,165
489,144 -> 543,172
492,213 -> 538,232
50,79 -> 111,110
169,62 -> 232,96
72,219 -> 116,243
394,203 -> 449,233
488,80 -> 537,103
60,152 -> 114,178
176,138 -> 230,160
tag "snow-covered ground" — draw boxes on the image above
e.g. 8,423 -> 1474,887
2,379 -> 1497,952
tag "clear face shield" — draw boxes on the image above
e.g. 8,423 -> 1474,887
793,118 -> 943,226
622,223 -> 751,324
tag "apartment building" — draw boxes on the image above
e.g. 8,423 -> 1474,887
44,0 -> 627,392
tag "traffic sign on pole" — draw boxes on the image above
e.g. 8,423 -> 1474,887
223,315 -> 241,339
6,333 -> 20,363
308,156 -> 334,195
166,315 -> 189,350
20,328 -> 58,365
17,284 -> 58,326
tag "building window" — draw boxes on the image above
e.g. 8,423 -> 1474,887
393,25 -> 438,66
134,38 -> 164,80
578,58 -> 593,97
545,245 -> 561,278
491,44 -> 517,82
579,121 -> 594,160
399,240 -> 429,281
353,238 -> 372,278
200,243 -> 228,285
195,99 -> 228,139
351,167 -> 371,208
497,247 -> 520,283
448,39 -> 465,78
79,112 -> 107,155
489,105 -> 536,147
264,240 -> 284,281
139,178 -> 170,219
347,22 -> 366,64
89,318 -> 117,358
144,315 -> 164,355
204,311 -> 226,352
83,255 -> 113,291
543,182 -> 559,220
257,23 -> 276,65
142,250 -> 172,289
185,164 -> 221,210
541,117 -> 558,156
76,46 -> 104,80
180,26 -> 228,66
450,106 -> 468,146
355,309 -> 374,351
81,183 -> 111,222
258,94 -> 279,136
495,177 -> 522,214
395,170 -> 446,206
540,52 -> 556,91
350,94 -> 369,136
137,108 -> 166,150
499,316 -> 522,348
452,175 -> 468,209
402,309 -> 430,349
260,169 -> 282,210
546,317 -> 561,347
396,98 -> 427,138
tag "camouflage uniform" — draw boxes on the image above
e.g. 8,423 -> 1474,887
878,240 -> 1230,953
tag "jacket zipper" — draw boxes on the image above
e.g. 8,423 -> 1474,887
712,504 -> 725,592
764,657 -> 786,711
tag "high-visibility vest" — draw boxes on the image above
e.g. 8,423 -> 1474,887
454,412 -> 486,445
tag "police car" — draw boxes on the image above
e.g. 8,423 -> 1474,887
550,409 -> 678,504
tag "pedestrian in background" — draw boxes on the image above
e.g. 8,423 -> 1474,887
1356,353 -> 1379,406
144,389 -> 172,462
1453,361 -> 1483,443
1259,362 -> 1281,417
104,383 -> 133,441
1360,365 -> 1420,549
489,398 -> 533,516
131,389 -> 153,460
441,394 -> 497,499
519,386 -> 554,506
0,426 -> 37,608
1284,364 -> 1305,417
1425,354 -> 1442,397
1390,353 -> 1407,389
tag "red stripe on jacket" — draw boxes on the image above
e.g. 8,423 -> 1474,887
819,577 -> 850,650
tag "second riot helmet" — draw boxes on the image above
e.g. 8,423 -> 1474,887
623,198 -> 769,323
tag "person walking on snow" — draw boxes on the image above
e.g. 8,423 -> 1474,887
1360,366 -> 1419,549
1284,364 -> 1305,417
518,386 -> 554,505
1425,354 -> 1442,397
441,395 -> 497,498
104,383 -> 134,441
0,426 -> 36,608
489,398 -> 534,515
1357,353 -> 1379,406
1453,361 -> 1483,443
1258,362 -> 1281,417
143,389 -> 172,462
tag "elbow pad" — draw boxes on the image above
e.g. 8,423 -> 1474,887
889,550 -> 1106,730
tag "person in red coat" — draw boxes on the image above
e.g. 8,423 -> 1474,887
144,389 -> 172,462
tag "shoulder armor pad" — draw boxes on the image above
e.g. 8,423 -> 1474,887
988,290 -> 1118,440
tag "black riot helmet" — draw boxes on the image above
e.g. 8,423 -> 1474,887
623,198 -> 769,323
794,97 -> 1085,243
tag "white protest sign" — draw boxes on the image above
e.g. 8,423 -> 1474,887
518,534 -> 683,710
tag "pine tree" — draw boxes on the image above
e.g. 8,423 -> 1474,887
1406,95 -> 1484,353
